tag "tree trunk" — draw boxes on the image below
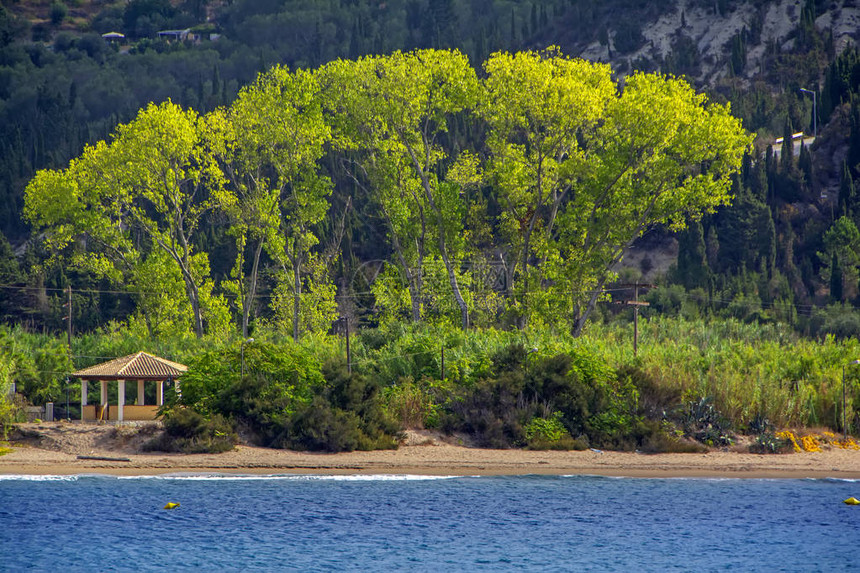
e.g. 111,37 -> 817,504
389,219 -> 423,322
160,242 -> 204,338
402,136 -> 469,329
182,271 -> 204,338
242,240 -> 264,338
293,253 -> 301,341
572,287 -> 601,337
400,252 -> 422,322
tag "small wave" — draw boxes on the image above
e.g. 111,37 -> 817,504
558,474 -> 794,483
114,473 -> 462,482
560,474 -> 629,480
0,474 -> 81,481
820,477 -> 860,483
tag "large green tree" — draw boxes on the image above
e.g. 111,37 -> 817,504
560,70 -> 751,334
321,50 -> 480,329
214,65 -> 332,339
25,101 -> 228,338
483,49 -> 750,333
481,49 -> 616,327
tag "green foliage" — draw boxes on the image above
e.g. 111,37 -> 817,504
181,339 -> 324,421
50,2 -> 67,26
524,412 -> 583,450
286,361 -> 400,452
0,327 -> 71,407
174,338 -> 398,452
0,340 -> 22,436
382,377 -> 442,429
438,343 -> 635,449
749,432 -> 793,454
145,408 -> 237,454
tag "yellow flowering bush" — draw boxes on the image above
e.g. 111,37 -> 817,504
821,432 -> 860,450
800,435 -> 821,452
773,430 -> 860,452
776,430 -> 801,453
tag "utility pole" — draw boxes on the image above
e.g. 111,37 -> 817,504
615,283 -> 653,357
634,284 -> 639,355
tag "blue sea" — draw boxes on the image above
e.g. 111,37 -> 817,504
1,474 -> 859,572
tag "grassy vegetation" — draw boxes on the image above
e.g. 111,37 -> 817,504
3,316 -> 860,452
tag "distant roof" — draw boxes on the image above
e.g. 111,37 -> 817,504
72,352 -> 187,380
101,32 -> 125,38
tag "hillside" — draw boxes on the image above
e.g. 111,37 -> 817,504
1,0 -> 860,340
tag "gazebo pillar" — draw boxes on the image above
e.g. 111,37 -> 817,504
80,379 -> 88,421
156,381 -> 164,406
100,381 -> 108,421
117,379 -> 125,422
137,380 -> 145,406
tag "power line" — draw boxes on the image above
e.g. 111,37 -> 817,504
0,279 -> 849,319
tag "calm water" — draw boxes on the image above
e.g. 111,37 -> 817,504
1,474 -> 859,572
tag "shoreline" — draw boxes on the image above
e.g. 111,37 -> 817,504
4,443 -> 860,480
4,423 -> 860,479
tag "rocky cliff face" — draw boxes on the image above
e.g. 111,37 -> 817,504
554,1 -> 860,283
560,0 -> 859,88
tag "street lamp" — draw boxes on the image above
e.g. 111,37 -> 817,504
241,337 -> 254,377
842,359 -> 859,440
799,88 -> 817,138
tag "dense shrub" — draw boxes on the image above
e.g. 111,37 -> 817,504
382,377 -> 442,429
174,340 -> 326,446
441,344 -> 533,447
286,362 -> 400,452
144,409 -> 237,453
678,397 -> 735,447
214,375 -> 297,447
287,396 -> 367,452
524,412 -> 586,450
441,344 -> 628,449
748,432 -> 794,454
618,365 -> 681,421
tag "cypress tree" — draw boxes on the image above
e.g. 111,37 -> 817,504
780,118 -> 794,173
675,220 -> 709,289
762,207 -> 777,276
798,139 -> 813,189
831,251 -> 843,301
706,224 -> 720,272
848,99 -> 860,178
839,159 -> 855,217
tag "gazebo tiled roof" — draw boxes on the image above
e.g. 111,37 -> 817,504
72,352 -> 187,380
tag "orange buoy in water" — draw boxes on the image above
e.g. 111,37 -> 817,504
843,497 -> 860,505
163,502 -> 180,510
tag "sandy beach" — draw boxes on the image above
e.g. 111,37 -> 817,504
3,423 -> 860,479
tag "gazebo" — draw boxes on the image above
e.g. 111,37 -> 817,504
72,352 -> 187,422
